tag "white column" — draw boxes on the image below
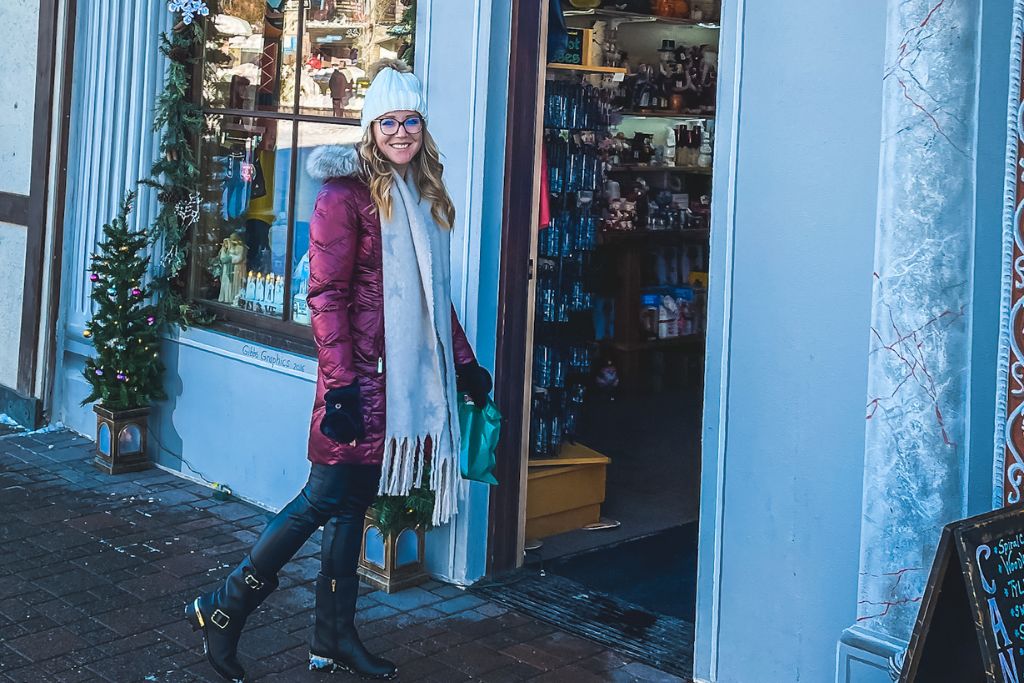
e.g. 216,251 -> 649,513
857,0 -> 981,643
55,0 -> 170,433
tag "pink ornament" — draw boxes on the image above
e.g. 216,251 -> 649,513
89,274 -> 99,282
146,316 -> 156,325
132,288 -> 142,297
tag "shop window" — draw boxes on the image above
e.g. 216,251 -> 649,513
192,0 -> 416,338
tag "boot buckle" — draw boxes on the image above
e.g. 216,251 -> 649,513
211,609 -> 231,629
244,573 -> 264,590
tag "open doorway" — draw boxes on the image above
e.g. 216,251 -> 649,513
526,0 -> 715,620
481,0 -> 722,676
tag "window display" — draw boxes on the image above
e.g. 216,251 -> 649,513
192,0 -> 415,331
193,116 -> 293,320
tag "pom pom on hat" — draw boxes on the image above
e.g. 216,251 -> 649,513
360,59 -> 425,131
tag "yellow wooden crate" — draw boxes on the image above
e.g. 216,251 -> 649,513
526,444 -> 610,539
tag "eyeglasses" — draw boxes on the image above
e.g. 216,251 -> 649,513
375,116 -> 424,136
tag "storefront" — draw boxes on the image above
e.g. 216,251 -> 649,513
485,1 -> 1018,682
39,0 -> 1024,681
52,0 -> 511,585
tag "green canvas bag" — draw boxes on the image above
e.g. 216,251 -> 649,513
458,396 -> 501,485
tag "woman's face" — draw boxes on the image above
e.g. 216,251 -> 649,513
372,110 -> 424,169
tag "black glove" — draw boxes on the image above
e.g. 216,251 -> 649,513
320,384 -> 366,444
456,361 -> 493,409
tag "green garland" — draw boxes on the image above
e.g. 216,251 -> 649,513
141,10 -> 224,328
371,470 -> 436,536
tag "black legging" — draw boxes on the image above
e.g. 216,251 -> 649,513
249,463 -> 380,579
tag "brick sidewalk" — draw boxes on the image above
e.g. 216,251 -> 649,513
0,428 -> 686,682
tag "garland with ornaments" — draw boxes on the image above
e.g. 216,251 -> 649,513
141,0 -> 219,329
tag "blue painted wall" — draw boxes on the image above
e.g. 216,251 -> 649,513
696,3 -> 886,681
971,0 -> 1013,514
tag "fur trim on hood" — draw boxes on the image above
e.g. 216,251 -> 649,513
306,144 -> 360,182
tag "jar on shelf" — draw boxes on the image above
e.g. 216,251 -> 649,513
651,0 -> 675,17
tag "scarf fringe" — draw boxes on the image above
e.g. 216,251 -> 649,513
378,433 -> 461,526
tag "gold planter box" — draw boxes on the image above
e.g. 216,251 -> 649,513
93,405 -> 152,475
526,443 -> 611,539
357,509 -> 429,594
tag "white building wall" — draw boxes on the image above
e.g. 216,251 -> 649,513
695,1 -> 886,681
0,0 -> 40,390
0,223 -> 27,389
0,0 -> 39,197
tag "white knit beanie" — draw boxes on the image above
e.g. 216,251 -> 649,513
360,59 -> 425,132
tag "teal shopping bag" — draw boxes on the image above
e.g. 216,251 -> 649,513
458,396 -> 501,485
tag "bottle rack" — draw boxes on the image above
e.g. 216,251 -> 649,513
529,77 -> 610,460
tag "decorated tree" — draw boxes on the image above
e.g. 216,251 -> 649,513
81,192 -> 166,410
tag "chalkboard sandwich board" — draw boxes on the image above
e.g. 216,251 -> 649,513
901,507 -> 1024,683
550,27 -> 594,67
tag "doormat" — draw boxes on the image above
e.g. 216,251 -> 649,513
472,570 -> 694,679
548,523 -> 698,621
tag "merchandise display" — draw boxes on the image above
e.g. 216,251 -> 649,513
216,233 -> 248,303
531,2 -> 717,409
194,116 -> 289,319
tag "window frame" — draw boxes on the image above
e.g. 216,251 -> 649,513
185,1 -> 406,352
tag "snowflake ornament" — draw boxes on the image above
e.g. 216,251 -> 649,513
174,192 -> 201,228
169,0 -> 209,25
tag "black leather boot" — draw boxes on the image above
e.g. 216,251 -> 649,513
185,555 -> 278,682
309,574 -> 398,679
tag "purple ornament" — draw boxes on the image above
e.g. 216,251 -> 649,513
147,316 -> 156,325
116,372 -> 127,382
94,368 -> 104,376
132,288 -> 142,297
89,273 -> 99,282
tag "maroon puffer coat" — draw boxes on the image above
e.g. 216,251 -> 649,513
305,145 -> 476,466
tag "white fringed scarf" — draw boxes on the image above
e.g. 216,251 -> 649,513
377,171 -> 462,526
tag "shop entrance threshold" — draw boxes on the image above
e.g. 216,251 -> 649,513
472,569 -> 694,680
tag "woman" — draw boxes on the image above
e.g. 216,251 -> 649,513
186,59 -> 493,682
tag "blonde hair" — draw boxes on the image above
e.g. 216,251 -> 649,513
358,125 -> 456,229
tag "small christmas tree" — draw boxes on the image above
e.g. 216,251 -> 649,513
81,192 -> 167,410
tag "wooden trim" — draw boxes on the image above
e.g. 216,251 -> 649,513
487,0 -> 546,575
208,318 -> 316,359
204,299 -> 316,354
42,0 -> 78,418
0,192 -> 30,225
17,0 -> 61,396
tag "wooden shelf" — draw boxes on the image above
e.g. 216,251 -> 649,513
602,335 -> 706,353
547,62 -> 628,75
529,442 -> 612,468
563,7 -> 721,28
607,164 -> 713,175
610,110 -> 716,119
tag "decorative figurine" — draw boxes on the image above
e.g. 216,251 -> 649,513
217,233 -> 248,303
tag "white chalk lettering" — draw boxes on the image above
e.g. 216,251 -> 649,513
999,649 -> 1021,683
989,596 -> 1014,650
979,544 -> 997,594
